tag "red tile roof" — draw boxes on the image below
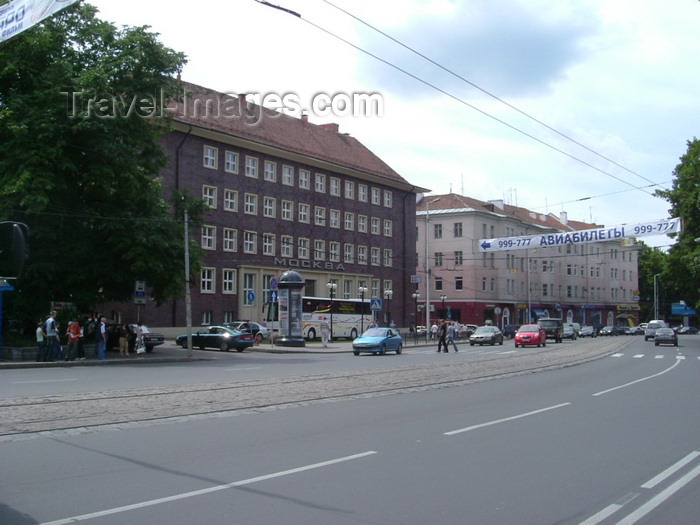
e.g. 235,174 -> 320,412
171,82 -> 412,186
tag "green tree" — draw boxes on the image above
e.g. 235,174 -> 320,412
655,138 -> 700,315
0,3 -> 202,323
636,242 -> 668,322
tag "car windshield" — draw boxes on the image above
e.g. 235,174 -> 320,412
362,328 -> 388,338
539,320 -> 559,327
518,325 -> 539,333
656,328 -> 673,335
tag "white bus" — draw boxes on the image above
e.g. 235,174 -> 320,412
264,296 -> 373,341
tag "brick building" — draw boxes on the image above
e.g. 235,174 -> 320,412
103,83 -> 425,329
414,193 -> 640,330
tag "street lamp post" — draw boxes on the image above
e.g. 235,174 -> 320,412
653,273 -> 661,320
358,286 -> 368,334
384,288 -> 393,326
440,294 -> 446,320
425,197 -> 440,342
412,291 -> 420,329
326,281 -> 337,340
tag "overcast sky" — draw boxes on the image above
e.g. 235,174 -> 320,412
90,0 -> 699,248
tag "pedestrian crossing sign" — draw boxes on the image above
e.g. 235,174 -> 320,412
370,299 -> 382,311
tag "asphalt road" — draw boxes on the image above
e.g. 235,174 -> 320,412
1,335 -> 699,524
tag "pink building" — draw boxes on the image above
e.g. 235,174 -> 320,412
414,193 -> 640,330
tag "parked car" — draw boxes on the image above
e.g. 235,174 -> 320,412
176,325 -> 256,352
627,326 -> 644,335
106,323 -> 165,353
469,326 -> 504,346
678,326 -> 698,335
618,326 -> 631,335
503,324 -> 521,340
352,327 -> 403,355
514,324 -> 546,348
599,325 -> 620,336
644,320 -> 667,341
562,323 -> 578,340
579,326 -> 597,338
224,321 -> 270,341
654,327 -> 678,347
537,318 -> 564,343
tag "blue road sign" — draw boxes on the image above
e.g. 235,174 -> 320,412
269,290 -> 279,303
247,291 -> 256,304
370,299 -> 383,311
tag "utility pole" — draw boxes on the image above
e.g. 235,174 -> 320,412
184,205 -> 193,357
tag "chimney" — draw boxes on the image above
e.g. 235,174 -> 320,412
320,123 -> 339,133
560,211 -> 568,225
301,112 -> 308,127
238,94 -> 250,115
488,199 -> 505,210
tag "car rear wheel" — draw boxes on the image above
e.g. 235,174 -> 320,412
220,342 -> 230,352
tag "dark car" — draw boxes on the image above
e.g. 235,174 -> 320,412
176,326 -> 255,352
654,328 -> 678,347
503,324 -> 521,340
352,327 -> 403,355
599,325 -> 620,336
106,323 -> 165,353
469,326 -> 504,346
514,324 -> 546,348
678,326 -> 698,335
538,318 -> 563,343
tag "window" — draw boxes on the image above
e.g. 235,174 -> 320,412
329,242 -> 340,262
358,245 -> 367,264
222,269 -> 236,293
314,206 -> 326,226
344,243 -> 354,264
282,165 -> 294,186
314,173 -> 325,193
223,228 -> 237,251
543,283 -> 549,297
330,209 -> 340,228
371,217 -> 380,235
263,234 -> 275,256
264,161 -> 276,182
202,185 -> 217,209
435,252 -> 443,266
244,193 -> 257,215
490,278 -> 495,292
243,273 -> 255,305
455,251 -> 463,266
344,212 -> 354,231
314,240 -> 325,260
330,177 -> 340,196
482,278 -> 487,291
263,197 -> 276,218
245,156 -> 258,178
344,181 -> 354,199
297,238 -> 309,259
371,187 -> 380,205
371,247 -> 380,265
200,268 -> 215,293
435,277 -> 443,291
383,219 -> 392,237
454,223 -> 463,237
203,146 -> 217,169
455,277 -> 463,290
201,226 -> 216,250
299,169 -> 310,189
383,190 -> 392,207
225,151 -> 238,173
281,236 -> 293,257
358,184 -> 368,202
281,200 -> 293,220
358,215 -> 368,233
383,249 -> 393,267
298,203 -> 310,223
243,231 -> 257,254
434,223 -> 442,239
202,311 -> 212,325
223,190 -> 238,212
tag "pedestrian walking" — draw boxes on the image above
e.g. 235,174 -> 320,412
35,321 -> 46,362
97,317 -> 107,360
320,316 -> 330,348
437,320 -> 448,352
447,321 -> 459,352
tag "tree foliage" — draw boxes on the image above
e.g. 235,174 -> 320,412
0,3 -> 202,322
654,138 -> 700,313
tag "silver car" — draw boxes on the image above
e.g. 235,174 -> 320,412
469,326 -> 504,346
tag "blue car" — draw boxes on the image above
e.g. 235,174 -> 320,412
352,327 -> 403,356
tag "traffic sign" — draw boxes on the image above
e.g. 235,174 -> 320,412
247,291 -> 256,304
270,278 -> 278,290
478,218 -> 681,253
370,299 -> 383,311
269,290 -> 279,303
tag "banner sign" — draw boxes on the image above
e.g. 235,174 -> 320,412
478,218 -> 681,253
1,0 -> 79,43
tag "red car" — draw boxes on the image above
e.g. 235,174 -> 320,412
514,324 -> 547,348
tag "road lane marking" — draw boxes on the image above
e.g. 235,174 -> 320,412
654,355 -> 664,359
444,403 -> 571,436
641,450 -> 700,489
40,451 -> 377,525
11,379 -> 79,384
617,462 -> 700,525
633,354 -> 644,358
223,367 -> 262,371
592,359 -> 681,397
579,503 -> 624,524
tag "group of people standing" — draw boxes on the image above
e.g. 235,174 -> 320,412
432,319 -> 459,353
34,314 -> 141,362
